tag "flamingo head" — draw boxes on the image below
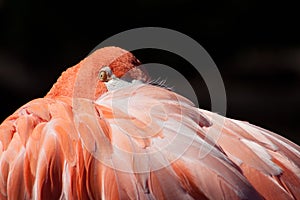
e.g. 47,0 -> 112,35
46,47 -> 148,100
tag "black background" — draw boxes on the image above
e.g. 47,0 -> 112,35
0,1 -> 299,144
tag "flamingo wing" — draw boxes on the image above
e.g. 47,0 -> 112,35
0,82 -> 299,199
92,83 -> 300,199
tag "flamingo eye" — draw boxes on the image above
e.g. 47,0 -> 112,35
98,70 -> 108,82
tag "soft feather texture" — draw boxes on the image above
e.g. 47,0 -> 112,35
0,83 -> 299,199
0,47 -> 299,199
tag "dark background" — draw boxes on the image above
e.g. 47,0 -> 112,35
0,1 -> 299,144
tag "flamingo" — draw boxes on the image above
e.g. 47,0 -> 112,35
0,46 -> 299,200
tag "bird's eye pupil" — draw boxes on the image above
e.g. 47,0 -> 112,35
99,71 -> 108,82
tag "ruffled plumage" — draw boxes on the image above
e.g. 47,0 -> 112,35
0,47 -> 299,199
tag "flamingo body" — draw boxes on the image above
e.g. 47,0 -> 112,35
0,47 -> 299,199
